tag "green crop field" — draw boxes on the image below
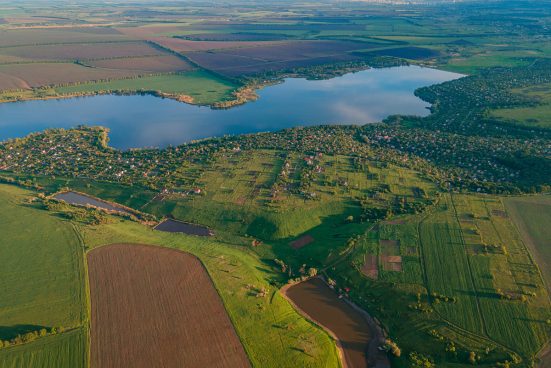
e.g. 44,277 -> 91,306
55,70 -> 239,105
0,329 -> 87,368
1,1 -> 551,367
491,83 -> 551,130
0,183 -> 340,368
0,184 -> 87,367
504,196 -> 551,291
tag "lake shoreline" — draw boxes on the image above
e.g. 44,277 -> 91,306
0,66 -> 462,149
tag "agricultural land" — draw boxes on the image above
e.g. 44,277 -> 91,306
0,1 -> 550,368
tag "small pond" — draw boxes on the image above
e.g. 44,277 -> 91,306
154,218 -> 213,237
53,191 -> 132,214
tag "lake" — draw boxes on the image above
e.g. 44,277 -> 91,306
0,66 -> 461,149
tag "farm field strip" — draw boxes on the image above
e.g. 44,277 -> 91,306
0,184 -> 87,367
415,194 -> 550,356
0,328 -> 87,368
503,196 -> 551,291
87,243 -> 251,368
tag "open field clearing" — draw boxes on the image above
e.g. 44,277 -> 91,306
0,28 -> 129,47
213,41 -> 376,62
504,196 -> 551,291
0,55 -> 32,64
179,33 -> 290,41
0,328 -> 87,368
491,83 -> 551,130
87,55 -> 193,73
0,184 -> 87,367
81,221 -> 340,368
356,46 -> 440,61
342,193 -> 551,365
55,70 -> 238,105
185,40 -> 370,76
0,71 -> 29,90
88,243 -> 250,368
0,182 -> 340,367
0,62 -> 143,91
151,37 -> 288,53
0,41 -> 164,61
143,149 -> 437,263
0,185 -> 85,337
117,25 -> 289,52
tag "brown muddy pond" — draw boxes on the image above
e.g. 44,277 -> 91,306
53,191 -> 132,214
154,218 -> 213,237
285,277 -> 388,368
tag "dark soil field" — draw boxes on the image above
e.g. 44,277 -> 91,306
154,218 -> 213,236
87,244 -> 249,368
154,38 -> 286,53
182,40 -> 376,76
285,277 -> 389,368
178,33 -> 290,41
0,28 -> 129,47
357,47 -> 440,60
88,55 -> 193,72
0,71 -> 29,90
0,62 -> 143,90
0,42 -> 163,61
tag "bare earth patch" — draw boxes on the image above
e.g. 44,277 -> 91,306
361,254 -> 379,280
290,234 -> 314,249
87,243 -> 250,368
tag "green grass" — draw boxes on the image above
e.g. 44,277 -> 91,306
0,328 -> 87,368
504,196 -> 551,290
442,53 -> 531,74
419,195 -> 485,335
451,194 -> 549,357
79,217 -> 341,367
0,185 -> 86,334
491,83 -> 551,129
0,183 -> 340,368
333,193 -> 550,366
0,184 -> 87,367
2,150 -> 550,367
55,70 -> 239,105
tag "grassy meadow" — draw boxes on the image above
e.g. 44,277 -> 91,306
491,83 -> 551,130
0,183 -> 341,368
55,70 -> 239,105
1,147 -> 550,367
0,184 -> 87,367
504,196 -> 551,291
338,193 -> 550,367
0,329 -> 87,368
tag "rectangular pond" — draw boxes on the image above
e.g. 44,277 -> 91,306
154,219 -> 213,237
53,191 -> 132,214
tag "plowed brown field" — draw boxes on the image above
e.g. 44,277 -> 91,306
87,243 -> 250,368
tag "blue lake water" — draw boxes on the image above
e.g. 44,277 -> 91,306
0,66 -> 461,149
